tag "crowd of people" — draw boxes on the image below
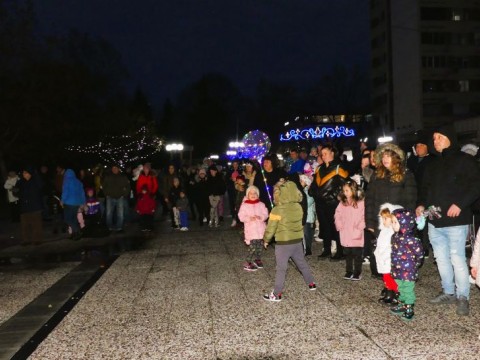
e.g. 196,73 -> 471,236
4,123 -> 480,320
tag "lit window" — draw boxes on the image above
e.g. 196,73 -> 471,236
453,10 -> 462,21
459,80 -> 469,92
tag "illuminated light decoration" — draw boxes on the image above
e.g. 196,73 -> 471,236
241,130 -> 271,160
166,143 -> 184,151
66,126 -> 162,168
280,126 -> 356,141
210,154 -> 219,160
226,150 -> 237,156
378,136 -> 393,144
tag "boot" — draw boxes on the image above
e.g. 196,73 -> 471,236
383,290 -> 397,304
378,287 -> 388,303
401,304 -> 414,321
390,302 -> 406,315
390,292 -> 401,305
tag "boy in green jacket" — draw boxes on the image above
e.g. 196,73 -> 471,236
263,180 -> 317,302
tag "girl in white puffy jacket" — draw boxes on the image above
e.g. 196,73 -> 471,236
238,185 -> 269,271
374,203 -> 403,303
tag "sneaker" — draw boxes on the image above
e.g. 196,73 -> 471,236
180,227 -> 188,231
308,283 -> 317,291
263,291 -> 282,302
343,272 -> 353,280
362,256 -> 370,265
390,302 -> 406,315
401,304 -> 415,321
231,219 -> 237,227
254,259 -> 264,269
351,273 -> 362,281
456,296 -> 469,316
429,292 -> 456,305
243,263 -> 257,272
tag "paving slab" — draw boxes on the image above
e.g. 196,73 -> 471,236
1,220 -> 477,359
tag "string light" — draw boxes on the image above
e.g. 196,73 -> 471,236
66,126 -> 163,167
280,126 -> 355,141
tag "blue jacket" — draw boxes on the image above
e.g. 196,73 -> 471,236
61,169 -> 86,206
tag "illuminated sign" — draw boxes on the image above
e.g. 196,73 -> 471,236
280,126 -> 356,141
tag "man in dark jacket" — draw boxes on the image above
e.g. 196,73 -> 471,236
18,166 -> 44,245
416,124 -> 480,316
102,165 -> 131,232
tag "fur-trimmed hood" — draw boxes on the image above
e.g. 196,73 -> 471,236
378,202 -> 403,230
374,143 -> 405,166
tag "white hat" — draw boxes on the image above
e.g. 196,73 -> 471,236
461,144 -> 479,157
299,174 -> 312,187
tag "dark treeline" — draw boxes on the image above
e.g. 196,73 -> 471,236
0,0 -> 370,180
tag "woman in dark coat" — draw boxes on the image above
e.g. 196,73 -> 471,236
308,144 -> 349,260
365,143 -> 417,276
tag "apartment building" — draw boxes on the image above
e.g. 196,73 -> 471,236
370,0 -> 480,140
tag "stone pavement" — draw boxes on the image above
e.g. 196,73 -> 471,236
2,219 -> 480,359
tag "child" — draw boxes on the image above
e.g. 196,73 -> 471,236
176,190 -> 190,231
84,188 -> 101,226
238,185 -> 269,271
299,174 -> 316,256
375,204 -> 403,303
389,208 -> 424,321
263,180 -> 316,302
334,181 -> 365,280
136,185 -> 156,231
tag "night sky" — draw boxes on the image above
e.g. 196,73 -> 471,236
33,0 -> 370,106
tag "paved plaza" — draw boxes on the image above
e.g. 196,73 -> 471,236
1,220 -> 480,359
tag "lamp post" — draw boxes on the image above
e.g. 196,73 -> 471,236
166,143 -> 184,161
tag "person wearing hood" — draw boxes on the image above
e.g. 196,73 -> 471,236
416,124 -> 480,316
365,143 -> 417,278
389,208 -> 424,321
263,180 -> 317,302
61,169 -> 86,240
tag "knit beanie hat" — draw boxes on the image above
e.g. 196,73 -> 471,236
461,144 -> 479,157
246,185 -> 260,197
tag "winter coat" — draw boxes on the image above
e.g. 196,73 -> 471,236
390,209 -> 424,281
61,169 -> 86,206
374,203 -> 403,274
102,173 -> 131,199
4,175 -> 19,203
254,167 -> 287,212
176,197 -> 190,212
304,187 -> 316,224
168,185 -> 182,209
334,200 -> 365,248
470,231 -> 480,288
17,173 -> 43,214
235,182 -> 246,212
136,172 -> 158,195
365,171 -> 416,232
135,193 -> 156,215
418,147 -> 480,228
85,197 -> 100,215
308,159 -> 349,207
264,181 -> 304,245
207,174 -> 226,196
238,199 -> 269,244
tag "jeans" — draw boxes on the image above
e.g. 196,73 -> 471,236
64,205 -> 80,233
428,224 -> 470,299
303,222 -> 314,254
106,196 -> 125,230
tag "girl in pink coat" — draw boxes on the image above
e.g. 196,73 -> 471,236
334,181 -> 366,280
238,185 -> 269,271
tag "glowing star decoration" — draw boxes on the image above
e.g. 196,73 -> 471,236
280,126 -> 355,141
241,130 -> 271,160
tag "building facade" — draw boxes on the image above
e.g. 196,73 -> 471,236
370,0 -> 480,140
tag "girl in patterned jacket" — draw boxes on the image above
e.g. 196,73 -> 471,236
238,186 -> 269,271
389,208 -> 424,321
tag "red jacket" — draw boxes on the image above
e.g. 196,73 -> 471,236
135,193 -> 156,215
136,173 -> 159,195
